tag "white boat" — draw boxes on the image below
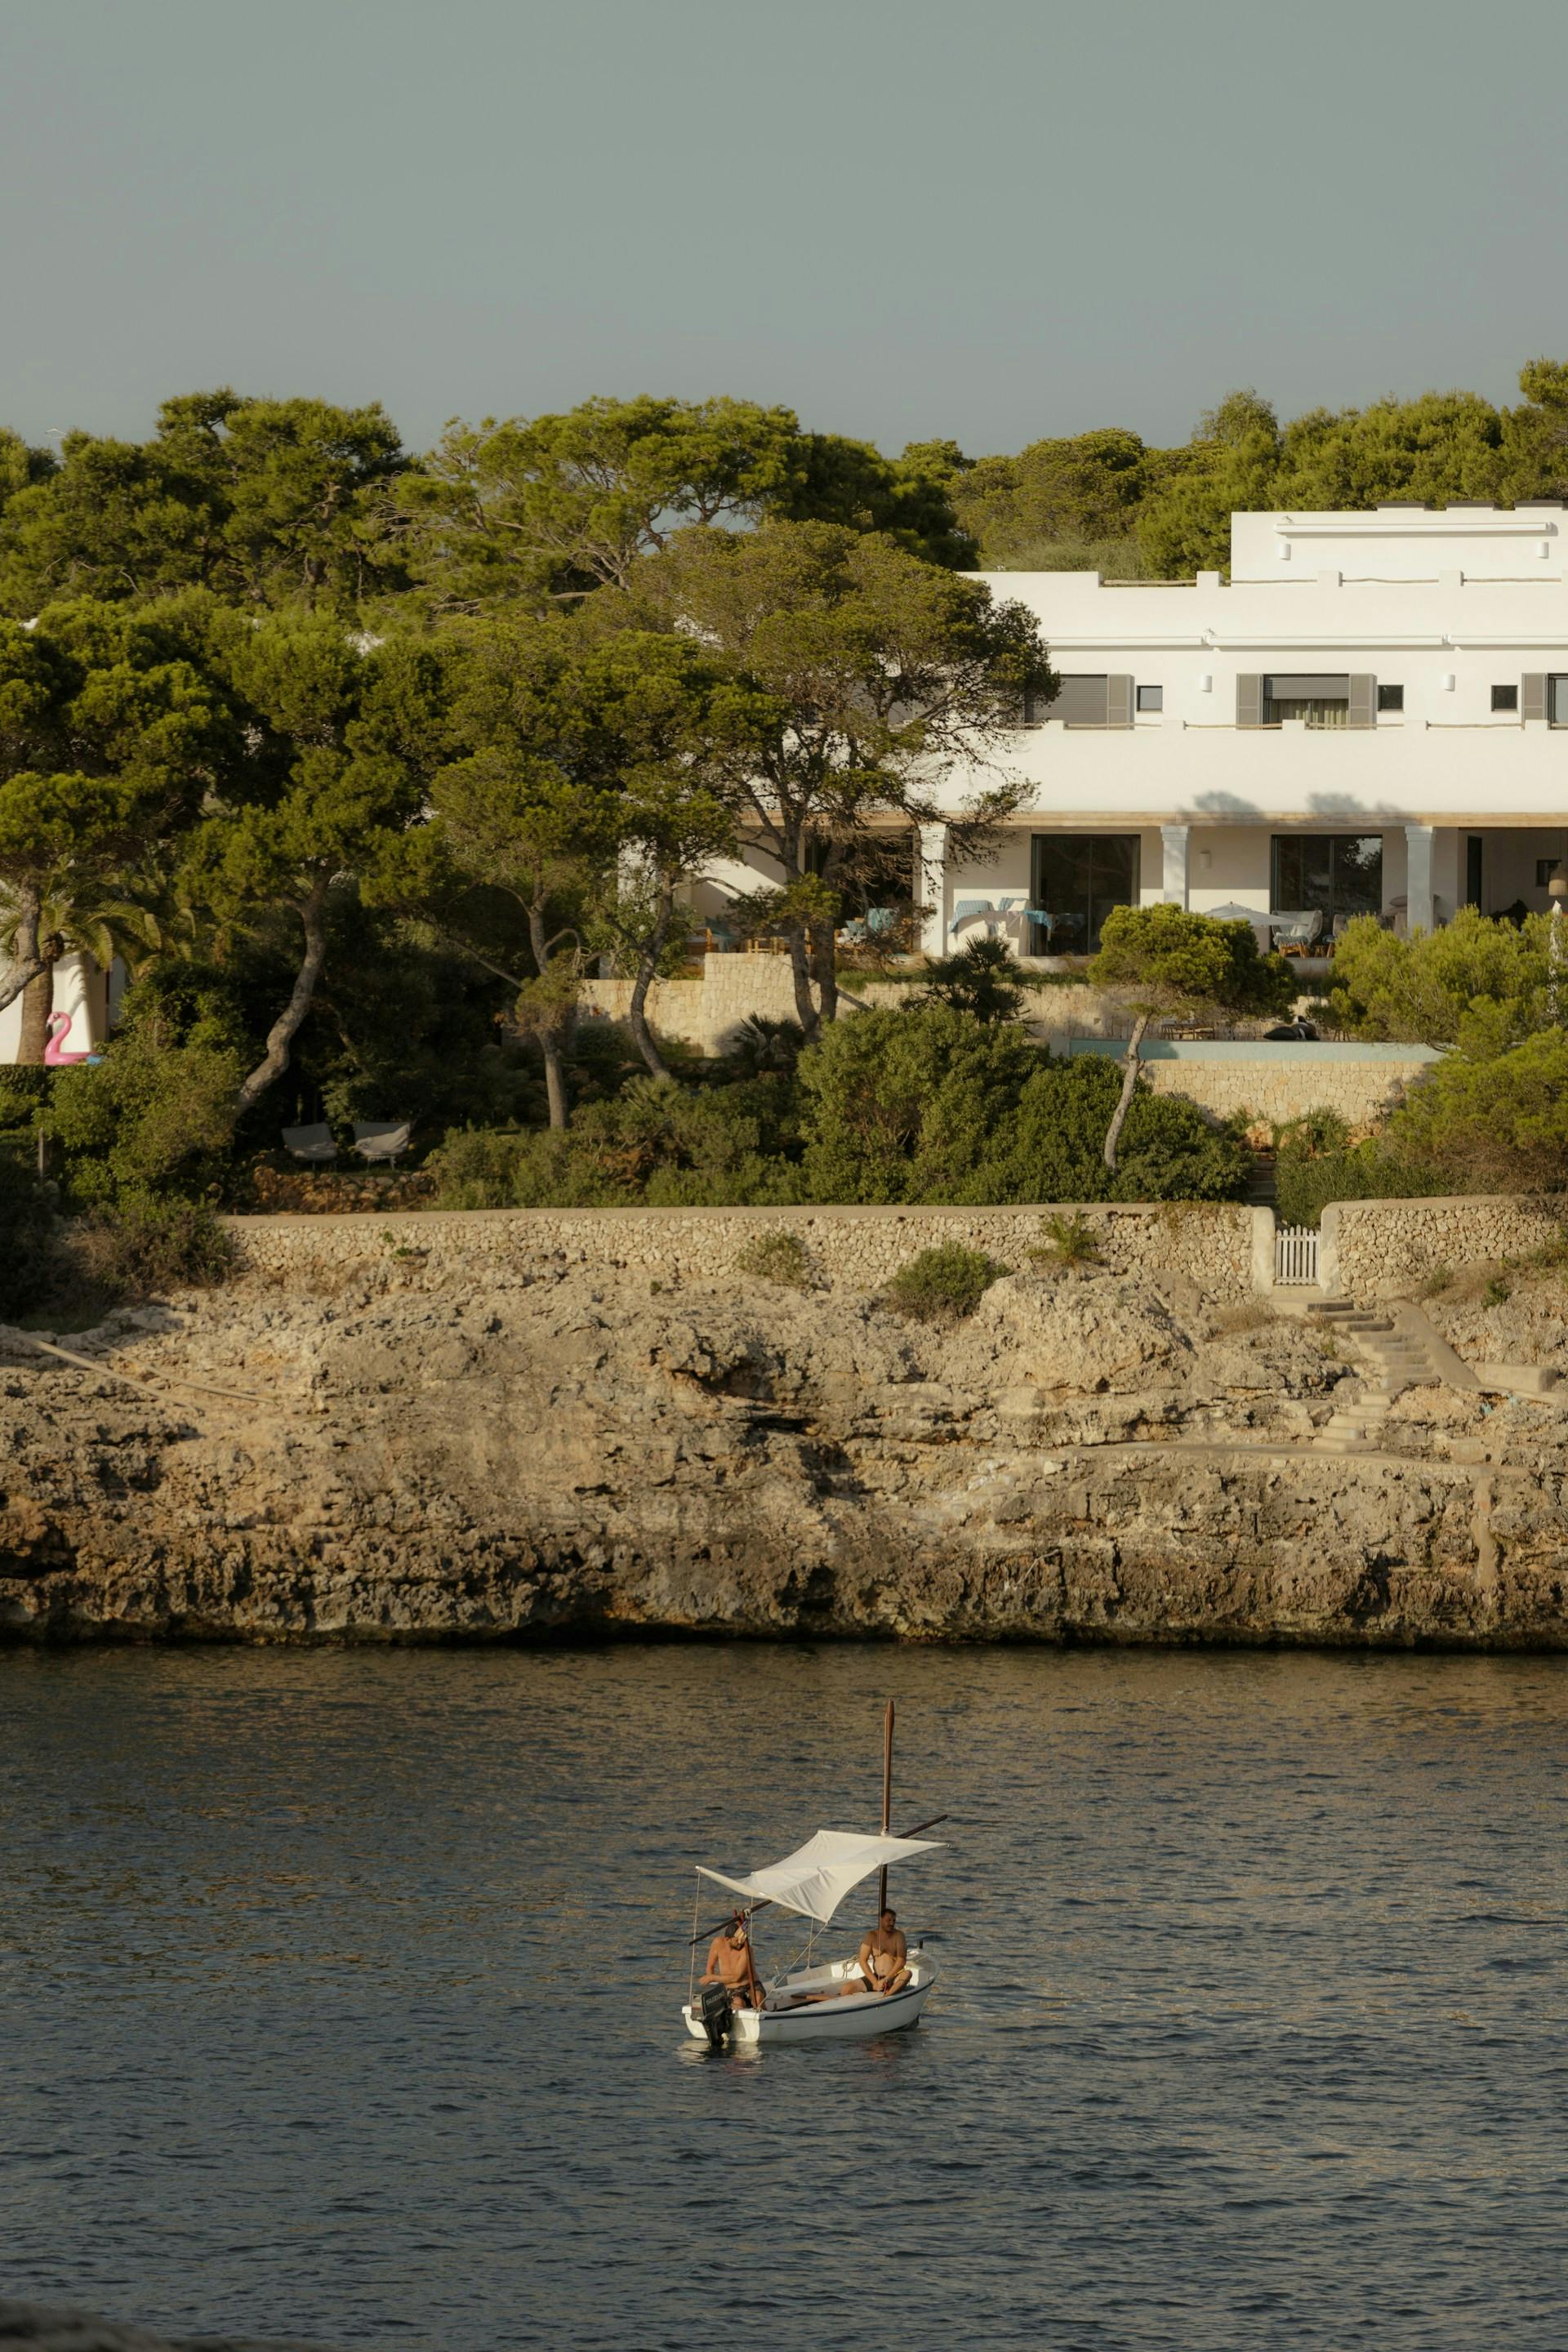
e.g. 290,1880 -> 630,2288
681,1826 -> 943,2048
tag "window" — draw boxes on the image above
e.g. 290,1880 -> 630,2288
1492,683 -> 1519,712
1025,674 -> 1107,726
1377,683 -> 1404,712
1272,835 -> 1383,922
1264,672 -> 1350,728
1136,684 -> 1163,712
1031,834 -> 1140,954
1550,676 -> 1568,724
1535,858 -> 1565,889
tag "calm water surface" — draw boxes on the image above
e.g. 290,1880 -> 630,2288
2,1643 -> 1566,2350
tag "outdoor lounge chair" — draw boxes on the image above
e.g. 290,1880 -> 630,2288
1272,910 -> 1324,955
281,1122 -> 336,1164
352,1120 -> 412,1165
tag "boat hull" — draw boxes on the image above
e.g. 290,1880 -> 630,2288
684,1951 -> 935,2046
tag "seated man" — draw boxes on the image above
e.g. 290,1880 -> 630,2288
701,1914 -> 763,2009
844,1905 -> 911,1996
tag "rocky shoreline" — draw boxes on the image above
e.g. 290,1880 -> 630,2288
3,1247 -> 1567,1649
0,2301 -> 330,2352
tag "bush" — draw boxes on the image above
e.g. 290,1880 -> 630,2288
1380,1030 -> 1568,1194
1313,909 -> 1551,1045
1031,1211 -> 1102,1270
882,1242 -> 1007,1325
796,1004 -> 1039,1204
734,1228 -> 815,1290
0,1153 -> 63,1319
431,1077 -> 804,1209
62,1198 -> 237,1303
44,997 -> 242,1209
917,937 -> 1026,1024
1273,1139 -> 1429,1230
796,1004 -> 1251,1205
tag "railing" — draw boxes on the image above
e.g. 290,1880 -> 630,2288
1274,1226 -> 1321,1286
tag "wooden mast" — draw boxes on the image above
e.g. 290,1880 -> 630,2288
877,1699 -> 894,1916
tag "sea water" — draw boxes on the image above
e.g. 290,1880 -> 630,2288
2,1642 -> 1565,2350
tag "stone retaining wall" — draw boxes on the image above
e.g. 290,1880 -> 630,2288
1131,1049 -> 1431,1140
226,1200 -> 1258,1296
1325,1196 -> 1568,1298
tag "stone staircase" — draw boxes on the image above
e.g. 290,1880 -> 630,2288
1305,1296 -> 1468,1452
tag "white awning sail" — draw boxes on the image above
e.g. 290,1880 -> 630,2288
697,1829 -> 942,1927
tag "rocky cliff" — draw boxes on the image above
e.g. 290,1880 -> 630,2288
4,1248 -> 1567,1647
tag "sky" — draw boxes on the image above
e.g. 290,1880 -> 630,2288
2,0 -> 1564,462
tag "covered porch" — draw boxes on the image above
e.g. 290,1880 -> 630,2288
916,818 -> 1568,960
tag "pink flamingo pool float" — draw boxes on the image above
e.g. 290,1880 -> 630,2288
42,1012 -> 102,1067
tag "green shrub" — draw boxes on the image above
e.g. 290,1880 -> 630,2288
1380,1030 -> 1568,1194
796,1005 -> 1251,1206
0,1153 -> 63,1319
734,1227 -> 815,1290
45,1009 -> 242,1209
1314,909 -> 1551,1045
1273,1139 -> 1428,1230
61,1198 -> 236,1303
882,1242 -> 1008,1325
432,1077 -> 804,1209
1031,1211 -> 1103,1269
917,937 -> 1026,1024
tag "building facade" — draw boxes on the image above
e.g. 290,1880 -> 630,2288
705,501 -> 1568,959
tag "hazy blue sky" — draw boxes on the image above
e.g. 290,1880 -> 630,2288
2,0 -> 1563,460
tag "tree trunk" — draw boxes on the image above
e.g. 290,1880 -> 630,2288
236,876 -> 332,1114
0,884 -> 47,1018
539,1032 -> 570,1129
786,922 -> 821,1038
525,902 -> 573,1129
626,889 -> 674,1081
1102,1011 -> 1152,1174
810,916 -> 839,1026
16,958 -> 55,1066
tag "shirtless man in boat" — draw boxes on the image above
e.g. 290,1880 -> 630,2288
844,1907 -> 911,1997
702,1915 -> 763,2008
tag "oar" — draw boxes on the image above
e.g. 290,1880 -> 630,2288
685,1812 -> 949,1945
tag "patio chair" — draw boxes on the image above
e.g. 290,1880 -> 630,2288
281,1122 -> 336,1164
865,906 -> 898,938
1272,911 -> 1324,956
351,1120 -> 412,1166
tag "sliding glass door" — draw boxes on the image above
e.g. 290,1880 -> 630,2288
1031,834 -> 1141,953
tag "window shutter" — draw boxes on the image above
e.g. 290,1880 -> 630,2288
1107,675 -> 1134,728
1236,674 -> 1263,727
1523,673 -> 1547,723
1348,674 -> 1376,728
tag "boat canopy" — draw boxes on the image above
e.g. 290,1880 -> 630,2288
697,1829 -> 942,1927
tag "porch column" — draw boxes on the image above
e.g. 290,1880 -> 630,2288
1160,823 -> 1191,908
918,822 -> 947,958
1404,824 -> 1436,934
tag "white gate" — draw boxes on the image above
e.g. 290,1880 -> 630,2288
1274,1225 -> 1320,1286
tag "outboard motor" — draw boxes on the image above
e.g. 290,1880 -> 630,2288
699,1981 -> 734,2049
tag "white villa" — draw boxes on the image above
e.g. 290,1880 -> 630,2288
703,500 -> 1568,959
9,499 -> 1568,1064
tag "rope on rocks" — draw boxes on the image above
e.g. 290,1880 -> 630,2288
3,1330 -> 283,1410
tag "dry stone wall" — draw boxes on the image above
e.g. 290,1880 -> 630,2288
226,1200 -> 1257,1297
1326,1196 -> 1568,1298
1133,1053 -> 1428,1139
